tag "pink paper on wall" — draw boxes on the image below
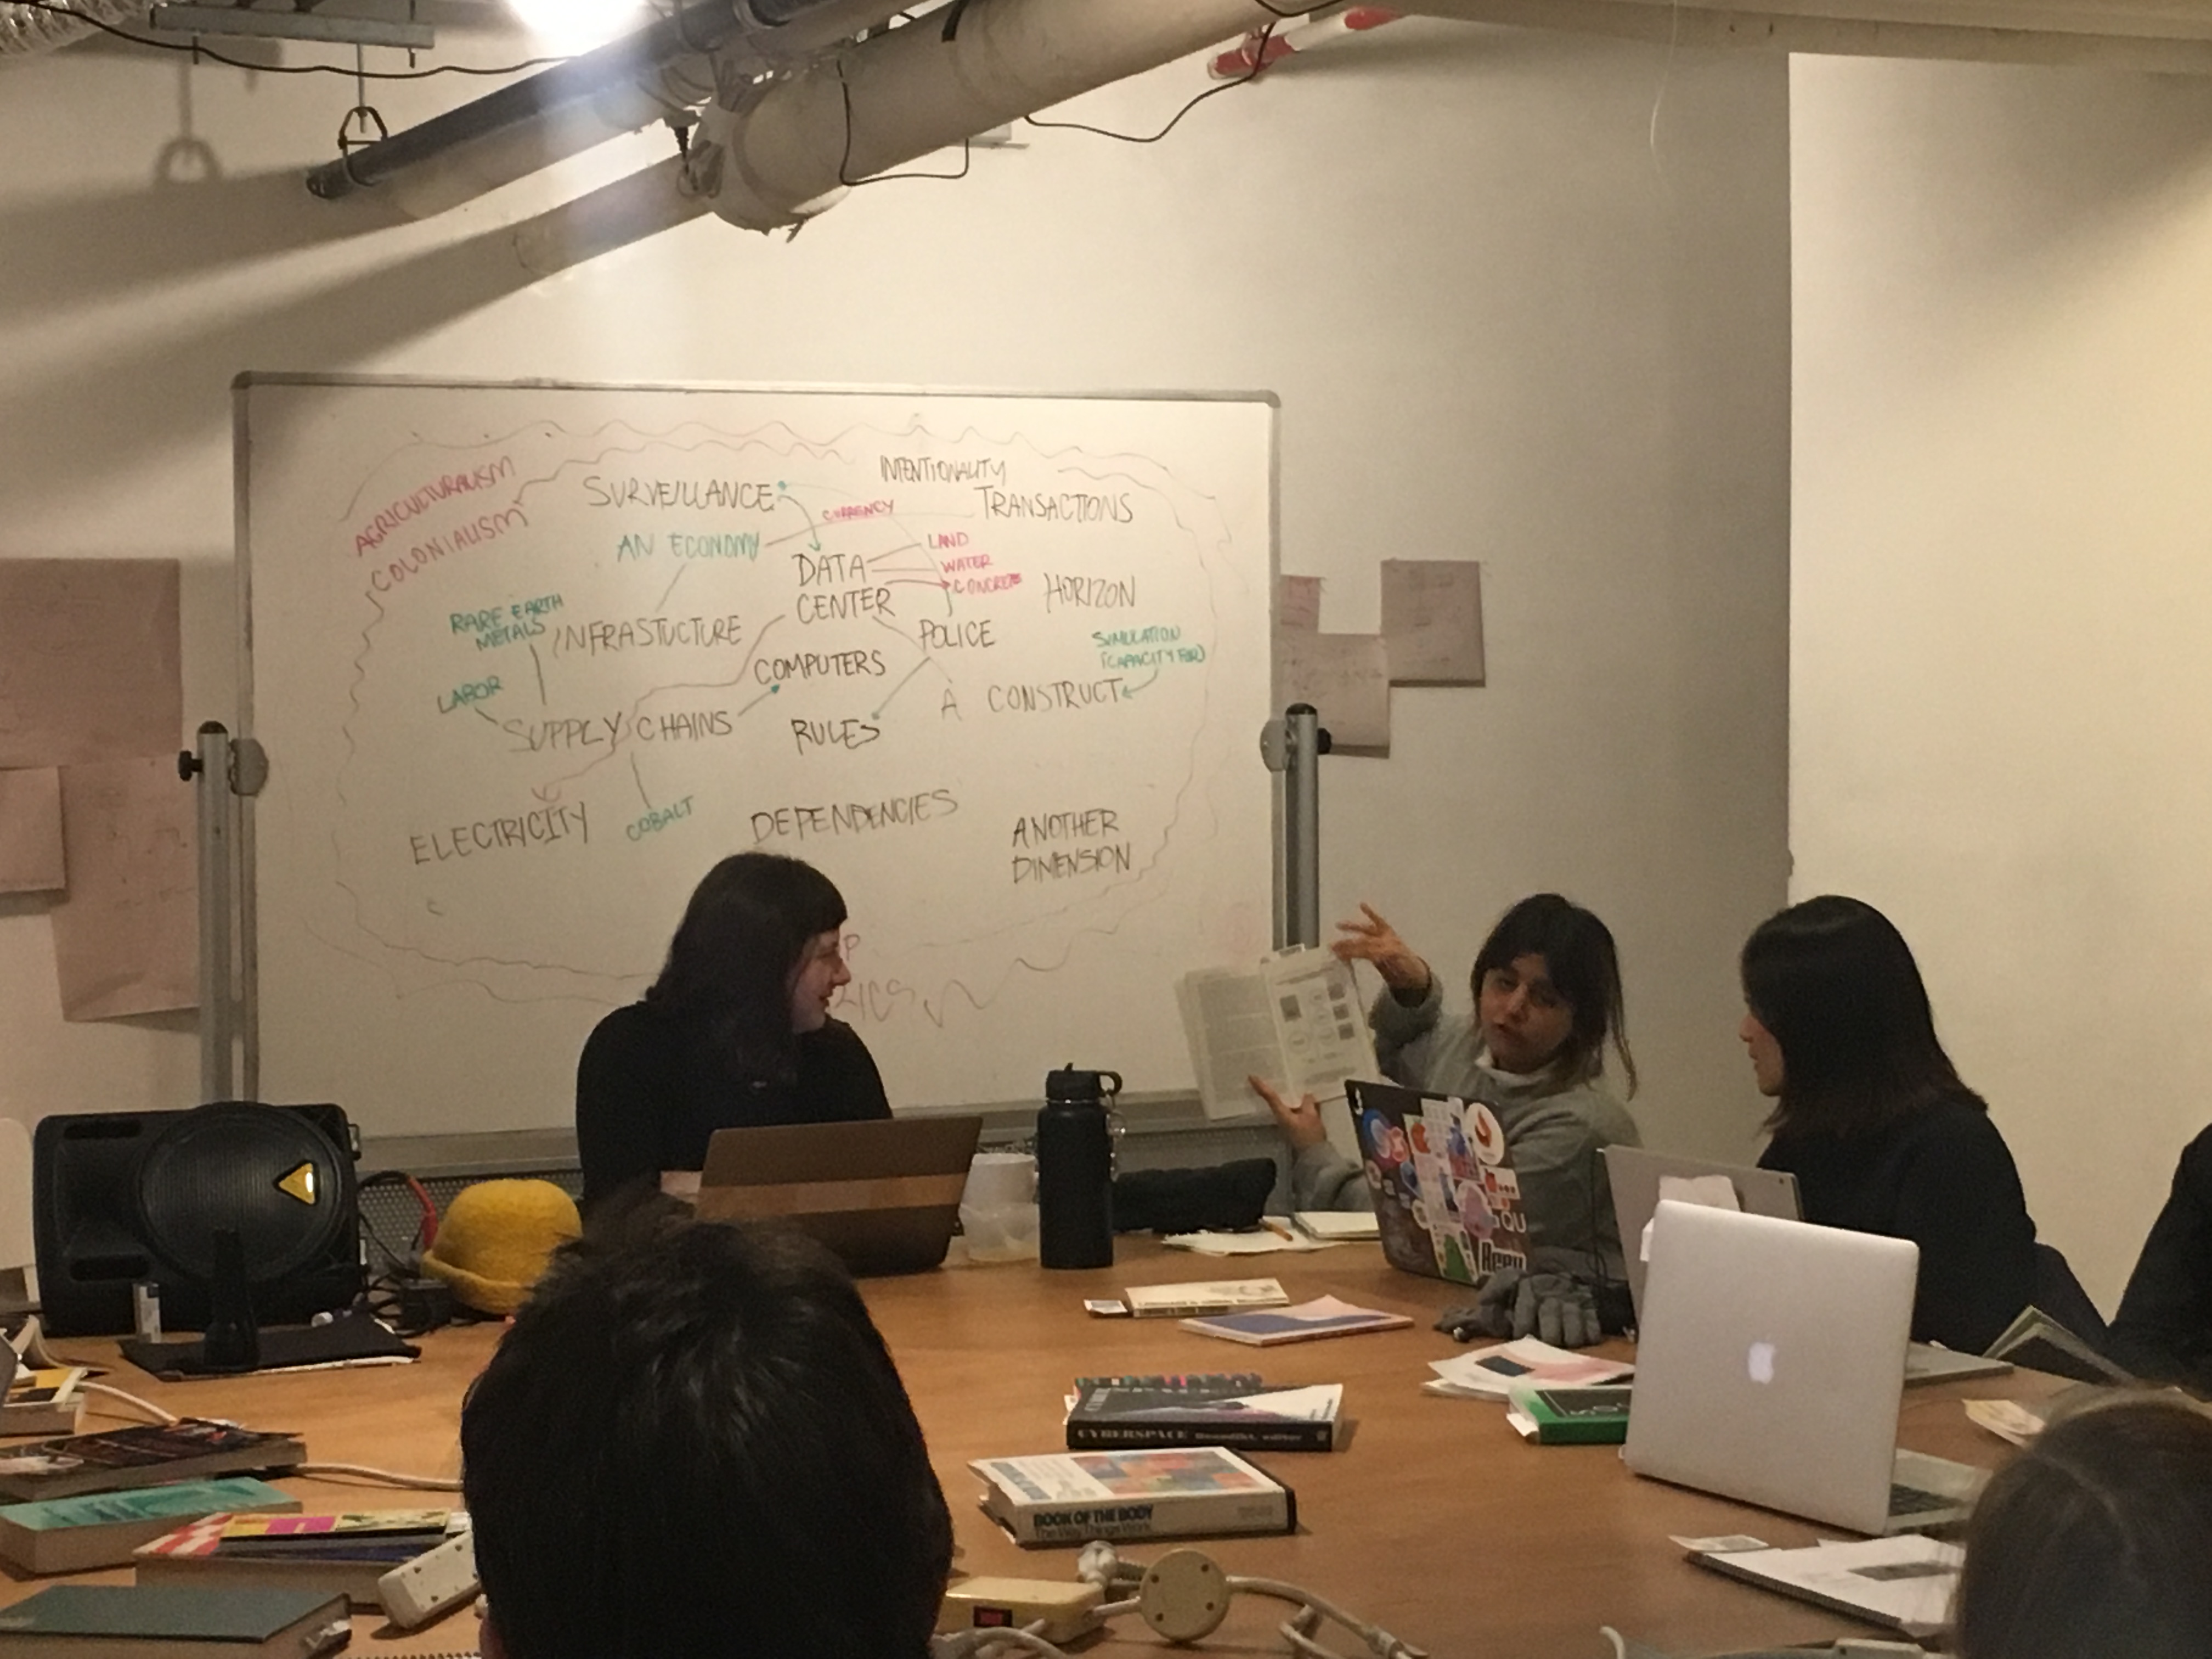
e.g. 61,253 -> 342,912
0,560 -> 182,768
0,768 -> 65,894
50,755 -> 197,1021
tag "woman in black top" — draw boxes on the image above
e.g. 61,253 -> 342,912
1739,895 -> 2037,1353
575,852 -> 890,1215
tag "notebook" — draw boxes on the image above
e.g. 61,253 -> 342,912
695,1115 -> 983,1276
1622,1200 -> 1985,1536
1345,1079 -> 1526,1288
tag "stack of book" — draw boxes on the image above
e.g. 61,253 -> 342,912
135,1510 -> 465,1607
1064,1374 -> 1344,1452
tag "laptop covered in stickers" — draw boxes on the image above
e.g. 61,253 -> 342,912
1342,1078 -> 1527,1288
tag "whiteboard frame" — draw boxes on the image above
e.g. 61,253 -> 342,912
232,371 -> 1282,1122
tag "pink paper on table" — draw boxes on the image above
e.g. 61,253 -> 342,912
0,768 -> 65,893
50,755 -> 197,1020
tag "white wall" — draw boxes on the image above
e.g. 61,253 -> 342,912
0,19 -> 1789,1157
1792,54 -> 2212,1307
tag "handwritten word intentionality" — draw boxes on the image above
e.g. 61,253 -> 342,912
919,619 -> 994,652
974,487 -> 1133,525
750,788 -> 959,843
794,587 -> 893,624
551,615 -> 742,656
1009,808 -> 1120,848
580,476 -> 777,511
1046,573 -> 1137,610
988,678 -> 1127,713
367,507 -> 528,596
823,501 -> 891,522
880,455 -> 1006,485
792,717 -> 881,754
754,648 -> 886,684
408,801 -> 588,864
627,796 -> 695,840
1014,843 -> 1133,884
354,456 -> 514,555
437,677 -> 501,714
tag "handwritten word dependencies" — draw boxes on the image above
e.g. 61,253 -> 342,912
354,457 -> 515,556
409,801 -> 588,865
751,788 -> 960,844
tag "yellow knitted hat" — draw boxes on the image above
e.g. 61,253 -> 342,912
421,1178 -> 580,1315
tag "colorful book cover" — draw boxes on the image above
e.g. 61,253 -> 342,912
0,1420 -> 302,1500
972,1446 -> 1296,1545
1177,1295 -> 1413,1346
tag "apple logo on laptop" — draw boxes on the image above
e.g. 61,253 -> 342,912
1747,1341 -> 1778,1384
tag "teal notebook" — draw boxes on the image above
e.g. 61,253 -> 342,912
0,1585 -> 347,1649
0,1478 -> 295,1534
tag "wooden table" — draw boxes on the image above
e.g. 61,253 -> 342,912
1,1241 -> 2062,1658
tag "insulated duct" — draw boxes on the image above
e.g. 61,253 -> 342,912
303,0 -> 913,219
697,0 -> 1292,231
1,0 -> 153,54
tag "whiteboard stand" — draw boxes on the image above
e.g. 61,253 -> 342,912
186,722 -> 266,1104
1263,703 -> 1329,950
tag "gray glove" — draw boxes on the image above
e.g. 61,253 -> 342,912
1435,1267 -> 1602,1348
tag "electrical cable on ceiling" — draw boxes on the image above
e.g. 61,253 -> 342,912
836,54 -> 970,186
5,0 -> 567,77
1022,20 -> 1277,145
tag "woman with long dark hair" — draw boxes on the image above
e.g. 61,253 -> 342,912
575,853 -> 889,1214
1741,894 -> 2036,1352
1252,894 -> 1640,1276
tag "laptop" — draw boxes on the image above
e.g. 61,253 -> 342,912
1345,1079 -> 1526,1287
1604,1146 -> 1802,1324
694,1115 -> 983,1277
1604,1147 -> 2012,1387
1623,1200 -> 1985,1535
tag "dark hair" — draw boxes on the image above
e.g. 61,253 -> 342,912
461,1216 -> 953,1659
1955,1397 -> 2212,1659
646,853 -> 847,1080
1740,894 -> 1981,1137
1470,893 -> 1636,1095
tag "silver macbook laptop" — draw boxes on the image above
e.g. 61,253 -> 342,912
1604,1148 -> 2013,1389
695,1116 -> 982,1277
1623,1200 -> 1986,1536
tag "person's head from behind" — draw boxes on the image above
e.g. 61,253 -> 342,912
1469,894 -> 1635,1093
1955,1396 -> 2212,1659
462,1216 -> 952,1659
648,852 -> 851,1069
1737,894 -> 1977,1135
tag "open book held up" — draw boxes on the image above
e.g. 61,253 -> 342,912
1178,947 -> 1377,1121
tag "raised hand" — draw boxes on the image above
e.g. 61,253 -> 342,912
1330,902 -> 1432,994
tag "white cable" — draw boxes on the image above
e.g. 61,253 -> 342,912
292,1461 -> 463,1492
1227,1573 -> 1426,1659
78,1381 -> 179,1425
1600,1627 -> 1629,1659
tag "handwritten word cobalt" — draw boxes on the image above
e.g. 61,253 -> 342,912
409,802 -> 589,864
580,475 -> 777,511
627,796 -> 695,841
750,789 -> 959,844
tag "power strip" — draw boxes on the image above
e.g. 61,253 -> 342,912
379,1529 -> 479,1629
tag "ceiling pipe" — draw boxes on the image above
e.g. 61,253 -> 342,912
698,0 -> 1296,232
1,0 -> 151,54
303,0 -> 910,219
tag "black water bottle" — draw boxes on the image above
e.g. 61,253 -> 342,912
1037,1064 -> 1119,1269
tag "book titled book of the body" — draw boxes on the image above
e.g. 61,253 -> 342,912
0,1422 -> 305,1503
1065,1376 -> 1342,1452
0,1480 -> 300,1576
136,1510 -> 462,1607
0,1585 -> 349,1659
973,1447 -> 1296,1546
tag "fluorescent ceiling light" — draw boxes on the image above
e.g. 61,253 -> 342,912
505,0 -> 650,52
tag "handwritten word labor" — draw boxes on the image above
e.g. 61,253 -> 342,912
409,801 -> 588,864
551,614 -> 742,657
580,475 -> 777,511
628,796 -> 694,841
437,676 -> 501,714
751,788 -> 959,844
354,456 -> 514,556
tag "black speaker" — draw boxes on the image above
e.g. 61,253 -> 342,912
32,1104 -> 364,1338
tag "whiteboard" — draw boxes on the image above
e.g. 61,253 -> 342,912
238,376 -> 1277,1137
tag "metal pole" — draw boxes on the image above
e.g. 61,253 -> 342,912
184,722 -> 234,1103
1260,703 -> 1329,951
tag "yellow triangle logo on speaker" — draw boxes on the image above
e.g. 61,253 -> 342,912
275,1161 -> 319,1205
